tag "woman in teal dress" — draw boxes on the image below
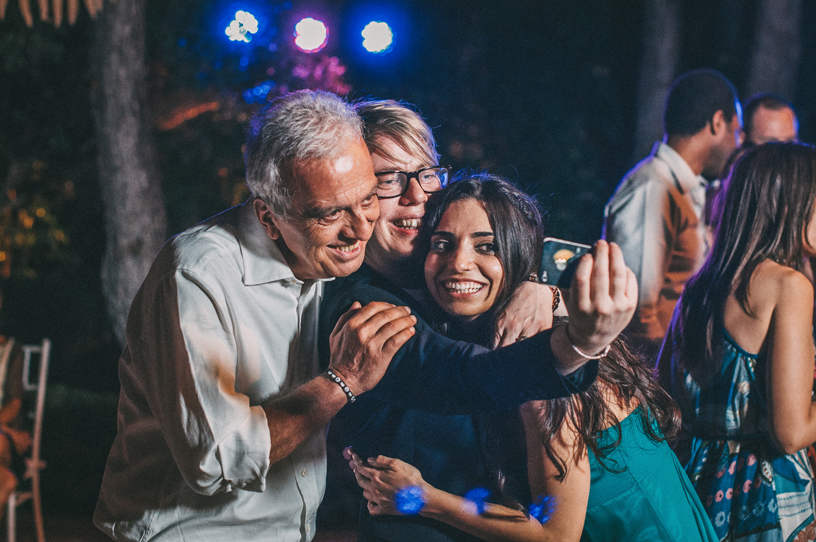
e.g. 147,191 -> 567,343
658,143 -> 816,541
346,174 -> 717,541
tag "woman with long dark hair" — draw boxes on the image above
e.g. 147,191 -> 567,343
348,173 -> 716,541
657,142 -> 816,541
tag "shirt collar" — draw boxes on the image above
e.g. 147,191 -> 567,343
653,142 -> 707,194
236,201 -> 305,286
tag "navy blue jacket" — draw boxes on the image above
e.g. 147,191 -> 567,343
319,265 -> 597,542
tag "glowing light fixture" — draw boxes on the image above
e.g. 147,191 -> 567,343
225,10 -> 259,42
361,21 -> 394,53
294,17 -> 328,53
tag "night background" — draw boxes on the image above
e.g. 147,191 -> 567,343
0,0 -> 813,536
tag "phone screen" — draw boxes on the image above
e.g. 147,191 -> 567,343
538,237 -> 591,288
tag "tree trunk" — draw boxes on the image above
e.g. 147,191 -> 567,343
632,0 -> 681,162
91,0 -> 167,346
747,0 -> 802,99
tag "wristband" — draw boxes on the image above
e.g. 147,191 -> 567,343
326,369 -> 356,403
550,287 -> 561,312
569,342 -> 610,360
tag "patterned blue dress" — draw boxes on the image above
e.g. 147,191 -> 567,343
676,330 -> 816,541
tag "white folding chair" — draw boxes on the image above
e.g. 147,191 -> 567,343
6,338 -> 50,542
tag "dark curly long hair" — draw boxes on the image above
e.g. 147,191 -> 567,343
418,172 -> 680,490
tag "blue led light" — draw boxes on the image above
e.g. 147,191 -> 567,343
394,486 -> 425,515
464,487 -> 490,515
361,21 -> 394,53
225,10 -> 259,43
529,495 -> 558,524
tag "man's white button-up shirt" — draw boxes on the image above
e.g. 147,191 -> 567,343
94,202 -> 330,541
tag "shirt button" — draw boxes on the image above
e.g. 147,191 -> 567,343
300,469 -> 308,477
305,525 -> 310,533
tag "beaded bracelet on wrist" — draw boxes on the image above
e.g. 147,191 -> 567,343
326,369 -> 356,403
550,287 -> 561,312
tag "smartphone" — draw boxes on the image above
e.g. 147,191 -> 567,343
538,237 -> 591,288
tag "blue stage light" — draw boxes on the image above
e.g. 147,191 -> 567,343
464,487 -> 490,515
225,10 -> 259,43
394,486 -> 425,515
294,17 -> 329,53
361,21 -> 394,53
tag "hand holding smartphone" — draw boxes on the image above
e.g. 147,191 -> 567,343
537,237 -> 591,289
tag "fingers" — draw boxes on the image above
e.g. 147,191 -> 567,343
492,328 -> 506,349
367,500 -> 382,515
331,301 -> 362,334
329,302 -> 417,393
570,251 -> 594,313
608,242 -> 628,302
493,282 -> 556,347
359,301 -> 410,320
625,267 -> 638,304
331,301 -> 410,341
589,240 -> 610,305
376,315 -> 418,356
367,455 -> 396,469
352,305 -> 415,344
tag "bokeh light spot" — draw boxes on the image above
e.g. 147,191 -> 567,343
362,21 -> 394,53
294,18 -> 328,53
225,10 -> 259,43
464,487 -> 490,515
394,486 -> 425,515
529,495 -> 558,524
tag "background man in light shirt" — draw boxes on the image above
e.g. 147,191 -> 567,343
603,69 -> 742,357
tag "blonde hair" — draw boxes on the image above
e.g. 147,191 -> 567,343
355,99 -> 439,167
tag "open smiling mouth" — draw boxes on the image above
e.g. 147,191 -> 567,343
443,280 -> 486,294
392,218 -> 421,231
332,241 -> 362,254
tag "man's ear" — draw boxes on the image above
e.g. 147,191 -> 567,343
253,198 -> 282,240
710,110 -> 726,136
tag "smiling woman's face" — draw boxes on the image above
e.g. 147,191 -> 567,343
424,198 -> 505,322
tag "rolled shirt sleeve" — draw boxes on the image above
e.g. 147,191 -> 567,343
95,203 -> 328,542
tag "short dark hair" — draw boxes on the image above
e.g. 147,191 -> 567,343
743,92 -> 796,138
663,69 -> 740,137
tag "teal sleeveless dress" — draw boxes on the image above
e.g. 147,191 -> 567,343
580,408 -> 718,541
678,331 -> 816,541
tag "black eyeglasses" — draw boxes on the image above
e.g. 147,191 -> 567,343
375,166 -> 450,199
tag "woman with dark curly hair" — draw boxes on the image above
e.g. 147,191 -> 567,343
348,173 -> 716,541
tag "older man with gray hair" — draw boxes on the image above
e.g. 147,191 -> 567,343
93,90 -> 417,541
94,89 -> 637,542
